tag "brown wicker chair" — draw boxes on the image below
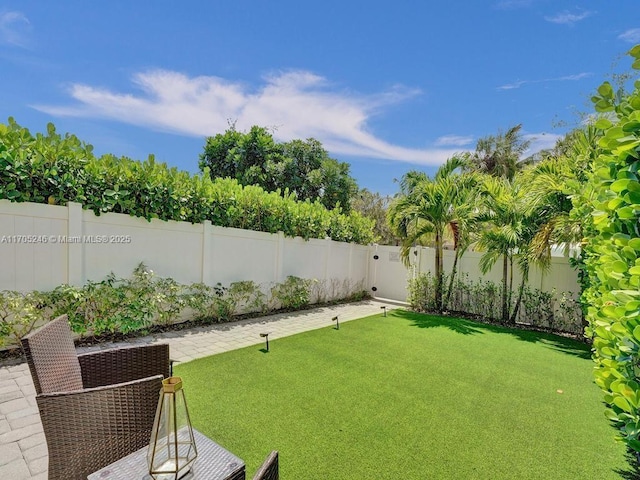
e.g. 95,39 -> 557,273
21,314 -> 170,480
252,451 -> 279,480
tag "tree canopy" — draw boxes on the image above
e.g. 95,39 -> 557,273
351,188 -> 396,245
199,125 -> 358,211
467,124 -> 532,181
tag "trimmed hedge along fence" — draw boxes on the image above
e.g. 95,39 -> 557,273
0,119 -> 375,244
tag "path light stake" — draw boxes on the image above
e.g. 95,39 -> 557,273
332,316 -> 339,330
169,359 -> 179,376
380,306 -> 387,317
148,377 -> 198,480
260,333 -> 270,352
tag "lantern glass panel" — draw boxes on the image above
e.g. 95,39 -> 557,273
147,377 -> 197,480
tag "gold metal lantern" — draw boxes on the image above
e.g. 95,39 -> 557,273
147,377 -> 198,480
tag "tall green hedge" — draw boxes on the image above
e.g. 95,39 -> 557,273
584,45 -> 640,451
0,119 -> 374,244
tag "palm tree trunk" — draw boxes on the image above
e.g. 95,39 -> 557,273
507,255 -> 514,319
509,265 -> 529,323
501,254 -> 508,323
435,230 -> 443,312
444,248 -> 461,310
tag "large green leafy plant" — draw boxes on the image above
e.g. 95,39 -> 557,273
0,119 -> 374,244
584,45 -> 640,451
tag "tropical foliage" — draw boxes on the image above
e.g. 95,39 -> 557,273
408,272 -> 582,334
351,188 -> 396,245
388,155 -> 480,311
199,125 -> 358,211
582,45 -> 640,452
467,123 -> 532,181
0,119 -> 374,244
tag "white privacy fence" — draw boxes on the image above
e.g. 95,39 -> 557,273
0,201 -> 369,295
367,245 -> 581,301
0,200 -> 579,301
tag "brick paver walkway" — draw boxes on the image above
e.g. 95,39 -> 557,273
0,299 -> 400,479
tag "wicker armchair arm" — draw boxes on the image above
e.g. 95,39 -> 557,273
78,343 -> 170,388
36,375 -> 163,480
252,451 -> 279,480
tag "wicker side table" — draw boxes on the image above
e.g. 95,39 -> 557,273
88,429 -> 245,480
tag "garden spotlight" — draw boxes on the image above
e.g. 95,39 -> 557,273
380,306 -> 387,317
332,316 -> 339,330
169,359 -> 179,376
260,332 -> 270,352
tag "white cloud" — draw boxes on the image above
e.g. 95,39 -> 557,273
618,28 -> 640,43
0,11 -> 31,47
497,80 -> 527,91
34,69 -> 463,166
558,73 -> 591,81
434,135 -> 474,147
544,10 -> 593,25
497,72 -> 592,90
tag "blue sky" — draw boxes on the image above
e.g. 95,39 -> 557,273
1,1 -> 639,196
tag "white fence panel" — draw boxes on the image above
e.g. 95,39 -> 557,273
208,226 -> 279,286
282,237 -> 327,281
0,201 -> 373,297
0,202 -> 68,291
81,209 -> 204,285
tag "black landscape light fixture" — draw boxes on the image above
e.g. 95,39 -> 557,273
260,332 -> 270,352
380,306 -> 387,317
169,359 -> 179,376
332,316 -> 339,330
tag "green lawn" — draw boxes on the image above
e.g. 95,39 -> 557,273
175,310 -> 629,479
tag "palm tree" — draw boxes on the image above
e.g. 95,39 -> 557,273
388,155 -> 479,311
475,175 -> 538,323
525,126 -> 600,263
473,126 -> 600,324
468,124 -> 532,181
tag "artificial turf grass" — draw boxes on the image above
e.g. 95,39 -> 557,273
175,310 -> 628,479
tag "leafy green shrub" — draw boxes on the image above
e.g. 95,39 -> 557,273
0,290 -> 50,347
553,291 -> 584,334
228,281 -> 267,315
517,286 -> 554,328
446,274 -> 502,320
71,265 -> 158,335
408,272 -> 438,313
0,119 -> 375,244
270,276 -> 312,310
309,278 -> 368,304
0,262 -> 366,347
48,264 -> 182,336
583,45 -> 640,451
409,272 -> 581,334
187,281 -> 266,322
152,276 -> 187,325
